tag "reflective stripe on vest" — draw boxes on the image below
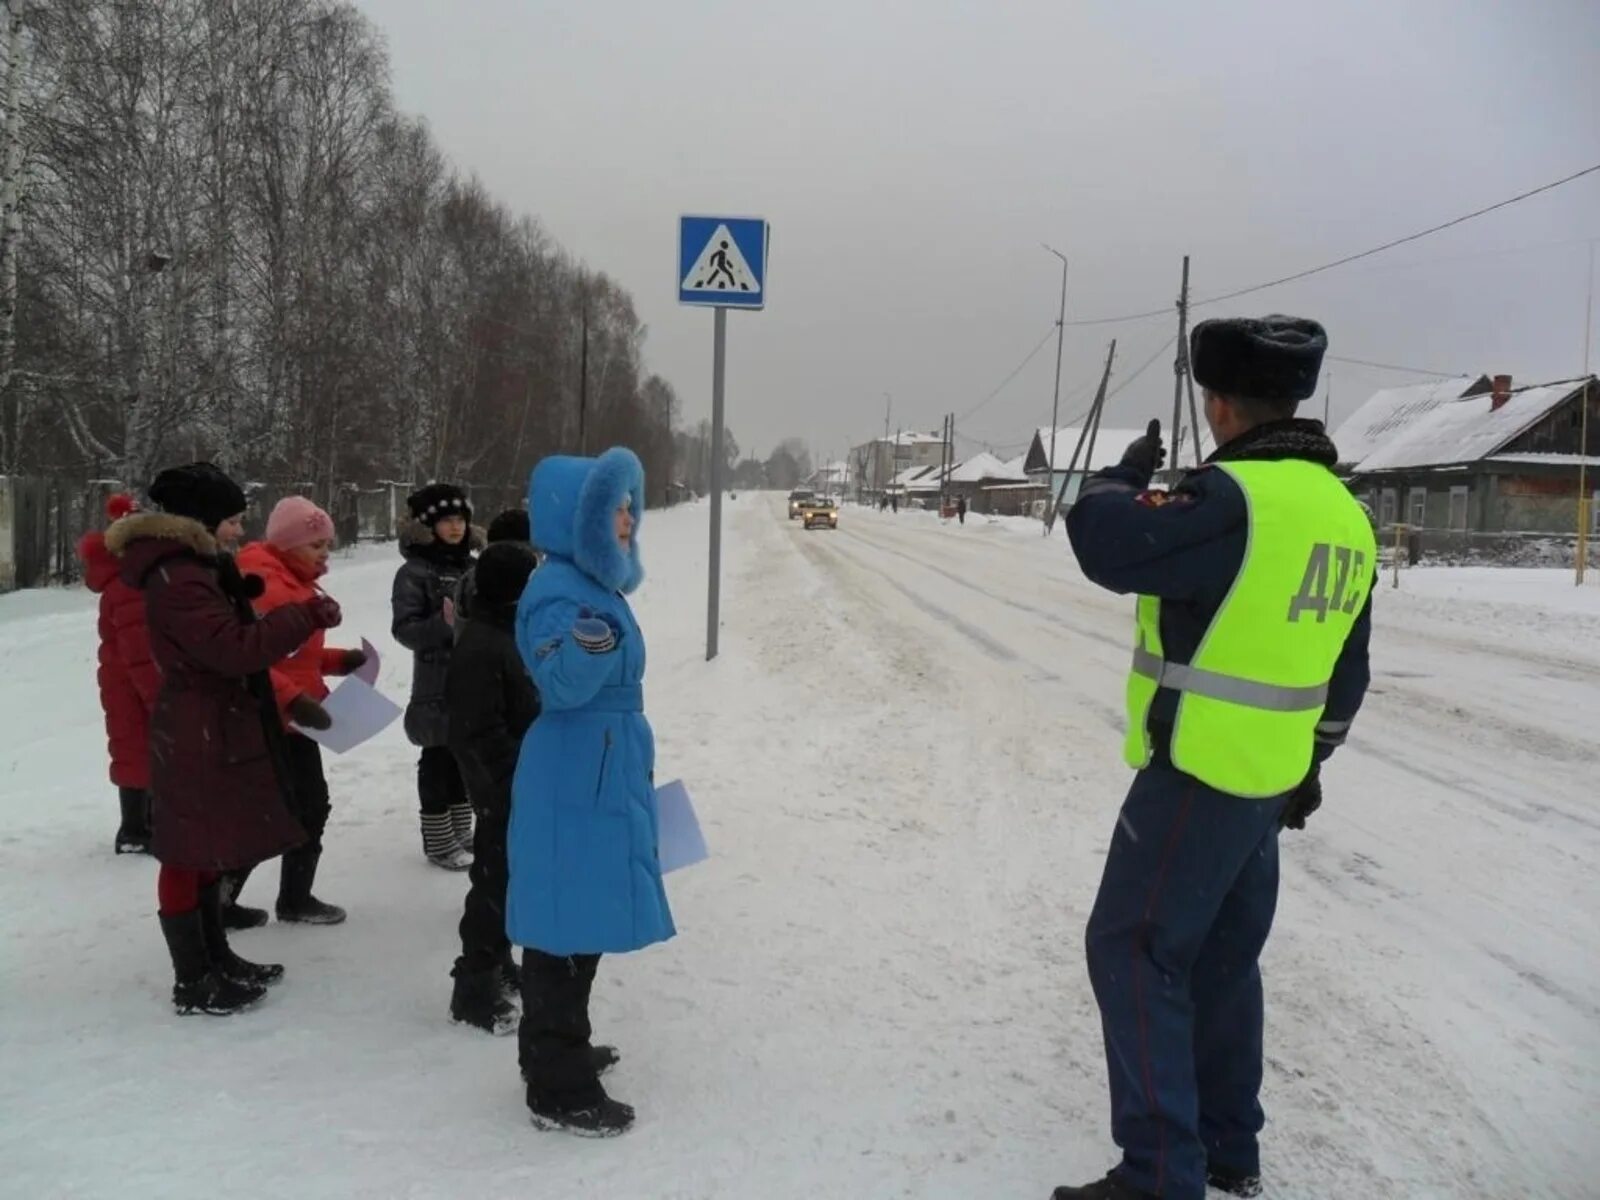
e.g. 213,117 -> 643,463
1123,458 -> 1377,798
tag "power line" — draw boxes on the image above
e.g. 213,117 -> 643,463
957,325 -> 1059,420
1326,354 -> 1466,378
1063,161 -> 1600,328
1106,334 -> 1178,401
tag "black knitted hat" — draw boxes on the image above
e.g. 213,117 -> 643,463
406,482 -> 472,527
485,507 -> 531,544
147,462 -> 248,532
474,541 -> 538,608
1191,315 -> 1328,403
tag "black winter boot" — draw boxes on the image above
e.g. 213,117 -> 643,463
200,883 -> 284,988
527,1090 -> 634,1138
276,846 -> 346,925
450,966 -> 519,1036
218,867 -> 270,929
159,911 -> 264,1016
115,788 -> 152,855
422,813 -> 472,870
1207,1166 -> 1263,1197
1050,1173 -> 1158,1199
499,950 -> 521,1005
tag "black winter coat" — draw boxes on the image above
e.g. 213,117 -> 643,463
446,601 -> 541,810
391,520 -> 480,747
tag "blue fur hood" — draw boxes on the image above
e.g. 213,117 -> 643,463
527,447 -> 645,594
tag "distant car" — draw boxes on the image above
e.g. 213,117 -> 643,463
788,489 -> 816,520
802,498 -> 839,530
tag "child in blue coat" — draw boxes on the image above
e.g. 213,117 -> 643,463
509,446 -> 675,1136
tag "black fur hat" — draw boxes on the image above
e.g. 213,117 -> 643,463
406,482 -> 472,527
485,507 -> 531,544
474,541 -> 538,608
1191,315 -> 1327,403
147,462 -> 248,532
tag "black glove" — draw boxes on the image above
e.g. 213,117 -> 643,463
335,648 -> 367,674
1119,418 -> 1167,481
304,594 -> 343,630
288,693 -> 332,731
1280,769 -> 1322,831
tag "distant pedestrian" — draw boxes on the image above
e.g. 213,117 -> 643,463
957,496 -> 968,525
392,483 -> 480,870
509,447 -> 674,1137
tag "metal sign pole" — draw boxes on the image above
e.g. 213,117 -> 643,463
706,306 -> 728,661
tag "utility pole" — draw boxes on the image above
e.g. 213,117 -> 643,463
577,282 -> 590,455
1168,255 -> 1192,486
1048,340 -> 1118,531
1042,244 -> 1069,531
1578,241 -> 1595,585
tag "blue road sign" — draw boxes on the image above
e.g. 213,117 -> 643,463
678,216 -> 768,309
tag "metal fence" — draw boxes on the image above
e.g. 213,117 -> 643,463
0,476 -> 535,593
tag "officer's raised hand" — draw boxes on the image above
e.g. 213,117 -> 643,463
1120,419 -> 1167,483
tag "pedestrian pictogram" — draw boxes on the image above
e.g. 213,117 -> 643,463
678,216 -> 768,309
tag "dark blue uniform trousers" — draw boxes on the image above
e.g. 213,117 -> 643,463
1085,764 -> 1287,1200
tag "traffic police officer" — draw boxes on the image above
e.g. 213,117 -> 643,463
1052,315 -> 1375,1200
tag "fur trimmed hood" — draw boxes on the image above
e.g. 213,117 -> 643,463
104,511 -> 218,559
107,511 -> 264,600
528,447 -> 645,594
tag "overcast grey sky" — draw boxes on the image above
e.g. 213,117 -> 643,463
355,0 -> 1600,463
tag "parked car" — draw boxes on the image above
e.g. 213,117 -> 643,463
802,498 -> 839,530
788,489 -> 816,520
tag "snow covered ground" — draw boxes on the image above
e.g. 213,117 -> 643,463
2,495 -> 1597,1199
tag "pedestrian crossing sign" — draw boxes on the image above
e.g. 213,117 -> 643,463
678,215 -> 769,309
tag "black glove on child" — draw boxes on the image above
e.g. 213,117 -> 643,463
304,594 -> 343,630
288,693 -> 332,731
1280,768 -> 1322,831
336,648 -> 367,674
1119,419 -> 1167,481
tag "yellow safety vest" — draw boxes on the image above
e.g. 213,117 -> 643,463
1124,459 -> 1377,798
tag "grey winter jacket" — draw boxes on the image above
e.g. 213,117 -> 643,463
391,520 -> 481,747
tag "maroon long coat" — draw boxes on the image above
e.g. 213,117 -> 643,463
109,512 -> 315,870
78,506 -> 162,790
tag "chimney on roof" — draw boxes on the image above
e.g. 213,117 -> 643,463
1490,374 -> 1513,411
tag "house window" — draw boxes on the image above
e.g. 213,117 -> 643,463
1406,487 -> 1427,528
1378,488 -> 1398,527
1448,486 -> 1469,532
1592,490 -> 1600,536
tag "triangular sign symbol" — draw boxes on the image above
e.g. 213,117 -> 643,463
681,225 -> 761,295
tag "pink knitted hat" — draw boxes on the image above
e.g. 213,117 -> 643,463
266,495 -> 336,552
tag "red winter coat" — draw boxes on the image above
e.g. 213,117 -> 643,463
235,542 -> 355,722
110,512 -> 316,871
78,505 -> 161,790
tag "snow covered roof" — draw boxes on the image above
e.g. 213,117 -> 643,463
876,430 -> 946,446
1331,377 -> 1487,465
947,452 -> 1028,484
1352,379 -> 1591,473
1000,452 -> 1028,477
889,464 -> 935,488
1484,452 -> 1600,468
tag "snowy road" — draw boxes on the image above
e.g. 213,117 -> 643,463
2,495 -> 1596,1199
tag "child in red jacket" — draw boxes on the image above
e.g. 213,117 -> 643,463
77,494 -> 161,854
235,497 -> 366,924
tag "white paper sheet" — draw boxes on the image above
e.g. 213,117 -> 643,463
653,779 -> 708,874
294,676 -> 402,754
